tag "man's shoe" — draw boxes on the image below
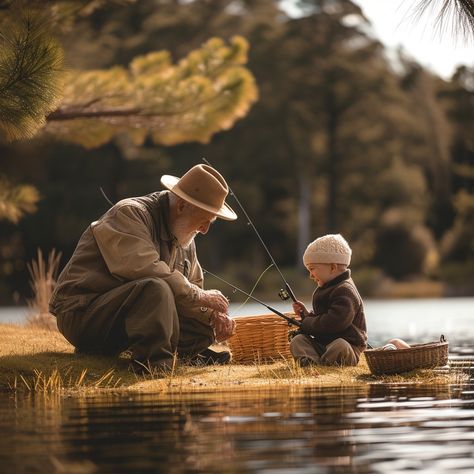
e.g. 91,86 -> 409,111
74,346 -> 97,355
190,348 -> 232,366
129,358 -> 174,377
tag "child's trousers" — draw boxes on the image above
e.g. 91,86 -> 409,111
290,334 -> 358,366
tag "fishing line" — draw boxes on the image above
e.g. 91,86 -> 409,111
202,158 -> 294,291
202,157 -> 303,318
230,263 -> 274,316
203,268 -> 301,327
99,174 -> 305,327
97,183 -> 272,318
100,187 -> 114,207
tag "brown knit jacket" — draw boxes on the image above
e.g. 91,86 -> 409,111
300,270 -> 367,356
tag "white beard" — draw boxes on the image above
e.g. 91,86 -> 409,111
172,217 -> 197,248
177,231 -> 197,249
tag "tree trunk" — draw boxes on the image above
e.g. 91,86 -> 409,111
297,170 -> 311,269
326,101 -> 339,233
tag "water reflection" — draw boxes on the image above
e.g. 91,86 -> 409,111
1,382 -> 474,473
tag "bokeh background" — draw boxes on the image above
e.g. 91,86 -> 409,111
1,0 -> 473,304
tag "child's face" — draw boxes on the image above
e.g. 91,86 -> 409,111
306,263 -> 337,286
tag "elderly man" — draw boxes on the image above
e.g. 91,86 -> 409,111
49,164 -> 237,372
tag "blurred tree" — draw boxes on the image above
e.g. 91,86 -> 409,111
437,66 -> 474,291
273,0 -> 377,249
438,65 -> 474,197
373,214 -> 435,279
441,190 -> 474,261
398,60 -> 454,238
260,0 -> 437,269
439,190 -> 474,293
1,0 -> 471,300
0,0 -> 257,217
0,176 -> 39,223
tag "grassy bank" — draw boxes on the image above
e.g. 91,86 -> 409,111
1,324 -> 467,395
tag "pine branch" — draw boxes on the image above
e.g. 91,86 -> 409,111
0,11 -> 65,140
43,36 -> 258,148
48,77 -> 246,120
48,107 -> 140,120
0,8 -> 257,148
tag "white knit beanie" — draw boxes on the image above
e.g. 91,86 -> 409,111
303,234 -> 352,266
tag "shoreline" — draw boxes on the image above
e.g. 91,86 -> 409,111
1,323 -> 468,396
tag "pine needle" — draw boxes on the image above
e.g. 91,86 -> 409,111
412,0 -> 474,41
0,10 -> 65,141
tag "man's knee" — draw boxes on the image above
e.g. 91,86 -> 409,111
137,277 -> 173,297
135,278 -> 177,311
128,278 -> 179,331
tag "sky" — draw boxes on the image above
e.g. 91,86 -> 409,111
280,0 -> 473,79
351,0 -> 473,79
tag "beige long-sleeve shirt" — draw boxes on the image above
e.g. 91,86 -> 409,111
49,191 -> 206,320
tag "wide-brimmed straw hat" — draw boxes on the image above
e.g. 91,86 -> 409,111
160,164 -> 237,221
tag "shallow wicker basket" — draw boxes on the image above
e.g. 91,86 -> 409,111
364,335 -> 449,375
228,313 -> 293,363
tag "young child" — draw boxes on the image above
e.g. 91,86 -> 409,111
290,234 -> 368,367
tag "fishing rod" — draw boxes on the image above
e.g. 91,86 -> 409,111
203,268 -> 301,328
207,268 -> 375,349
202,157 -> 303,311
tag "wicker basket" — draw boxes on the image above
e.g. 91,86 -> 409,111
228,313 -> 293,363
364,335 -> 449,375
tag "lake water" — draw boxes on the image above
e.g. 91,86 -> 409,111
1,299 -> 474,472
1,383 -> 474,473
2,297 -> 473,350
228,298 -> 474,350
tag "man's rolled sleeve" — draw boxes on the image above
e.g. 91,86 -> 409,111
176,251 -> 212,324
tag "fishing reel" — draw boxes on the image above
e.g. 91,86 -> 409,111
278,288 -> 290,301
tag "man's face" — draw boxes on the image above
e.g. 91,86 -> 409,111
173,203 -> 217,248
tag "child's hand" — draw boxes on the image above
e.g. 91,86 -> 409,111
292,301 -> 309,319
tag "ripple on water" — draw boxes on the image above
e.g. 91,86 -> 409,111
0,383 -> 473,473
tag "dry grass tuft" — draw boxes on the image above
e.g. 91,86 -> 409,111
0,323 -> 468,395
26,248 -> 61,330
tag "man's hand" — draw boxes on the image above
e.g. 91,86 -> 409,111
198,289 -> 229,313
292,300 -> 310,319
210,311 -> 236,342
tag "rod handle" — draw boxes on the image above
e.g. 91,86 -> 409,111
285,283 -> 305,320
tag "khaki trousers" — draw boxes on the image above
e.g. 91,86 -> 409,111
56,278 -> 214,367
290,334 -> 358,366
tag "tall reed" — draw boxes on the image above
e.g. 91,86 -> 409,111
26,248 -> 61,330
